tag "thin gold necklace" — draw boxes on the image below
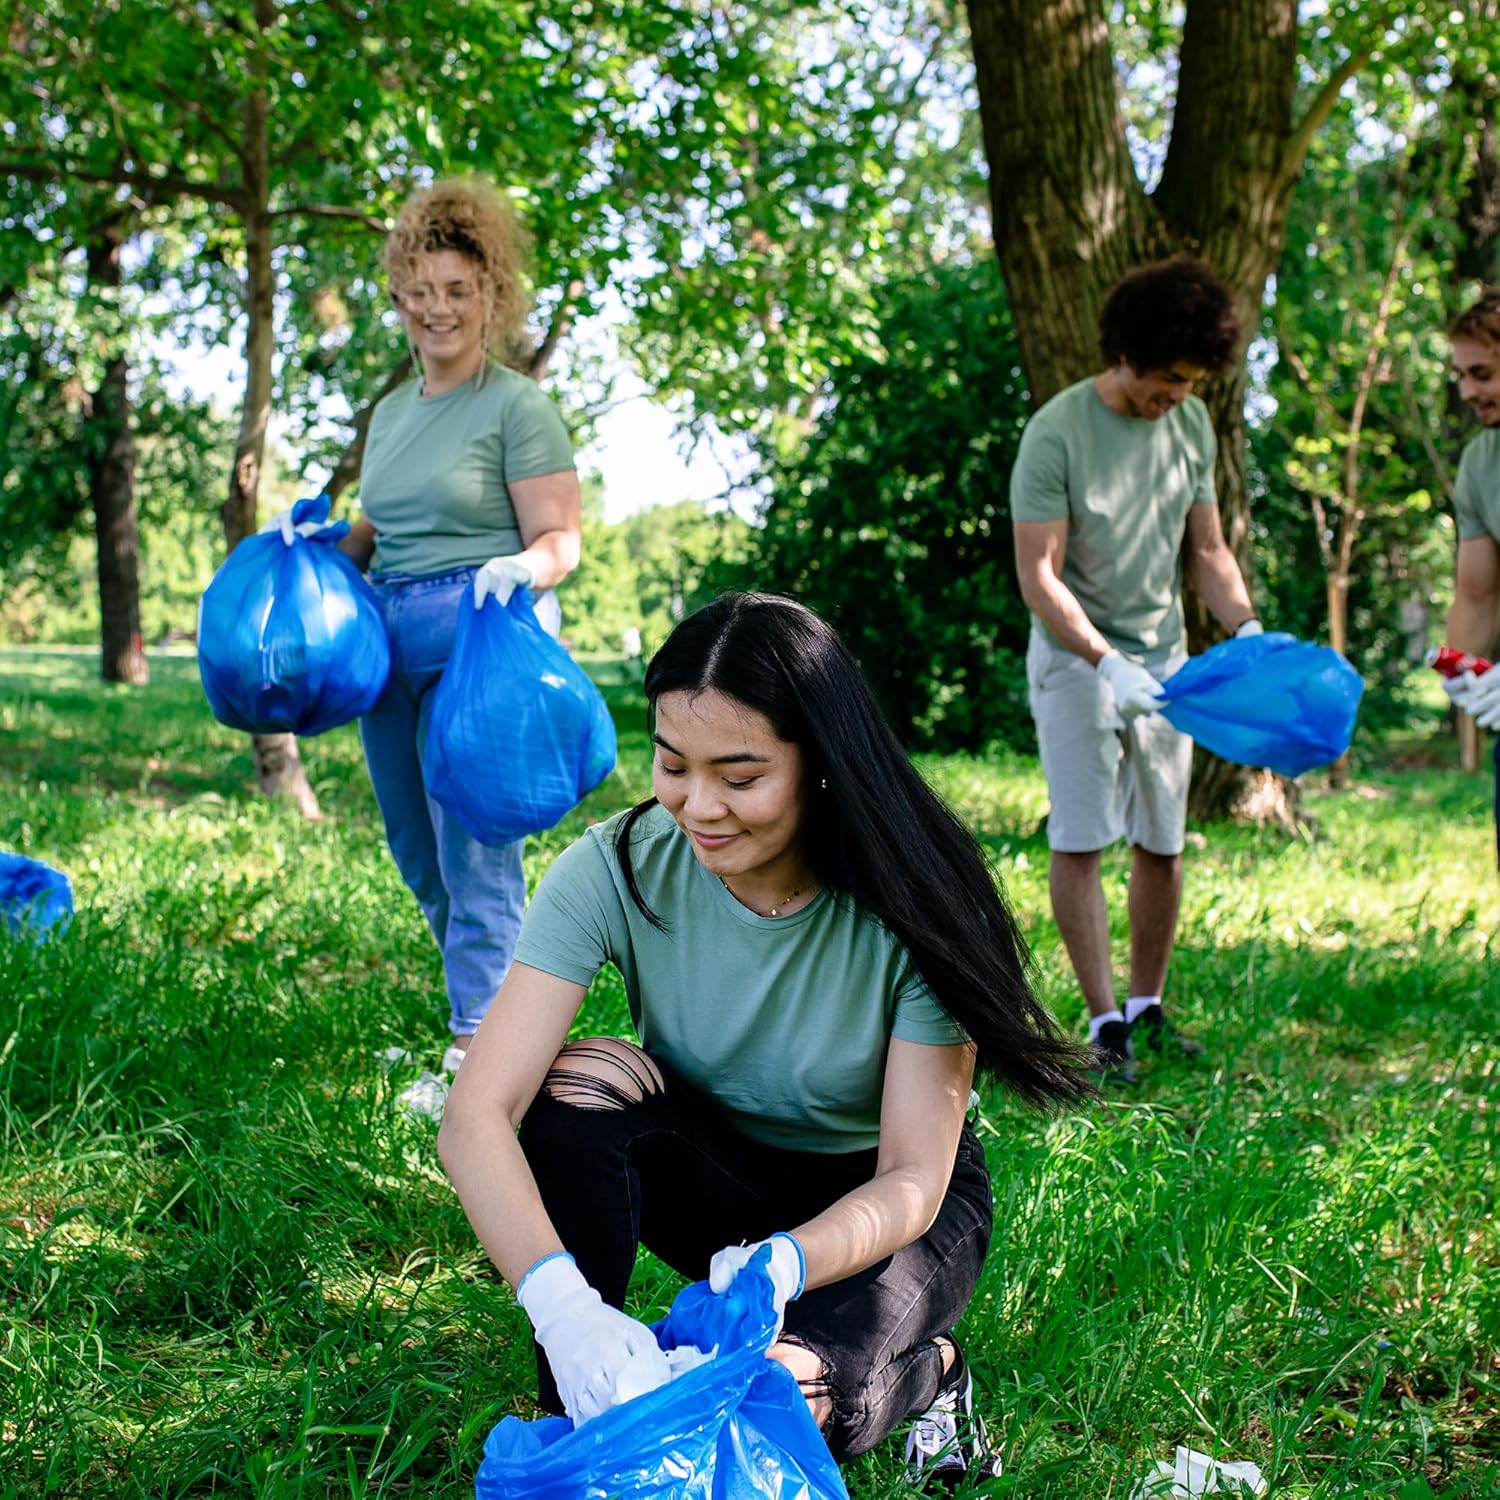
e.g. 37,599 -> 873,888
722,878 -> 808,917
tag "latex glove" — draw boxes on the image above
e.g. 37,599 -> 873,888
261,493 -> 344,546
474,554 -> 534,609
1096,650 -> 1164,721
516,1253 -> 671,1427
1466,667 -> 1500,730
708,1231 -> 805,1340
1442,671 -> 1475,711
1233,617 -> 1264,638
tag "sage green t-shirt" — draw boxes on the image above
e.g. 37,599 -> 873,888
360,363 -> 575,579
1455,428 -> 1500,544
512,804 -> 969,1153
1010,377 -> 1218,663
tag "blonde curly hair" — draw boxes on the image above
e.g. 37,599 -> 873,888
384,178 -> 533,370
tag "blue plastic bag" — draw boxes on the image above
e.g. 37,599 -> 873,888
424,585 -> 617,845
1158,632 -> 1364,777
0,852 -> 73,942
197,495 -> 391,737
476,1253 -> 849,1500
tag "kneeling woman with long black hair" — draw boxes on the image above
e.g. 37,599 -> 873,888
439,592 -> 1093,1482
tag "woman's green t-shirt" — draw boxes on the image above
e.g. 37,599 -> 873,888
512,805 -> 968,1153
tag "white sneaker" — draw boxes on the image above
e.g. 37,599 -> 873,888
903,1350 -> 1003,1490
398,1070 -> 450,1121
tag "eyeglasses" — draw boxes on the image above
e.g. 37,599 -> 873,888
399,283 -> 481,312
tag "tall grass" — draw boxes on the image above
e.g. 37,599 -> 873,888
1,650 -> 1495,1498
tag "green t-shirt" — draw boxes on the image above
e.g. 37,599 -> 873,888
512,804 -> 969,1153
360,363 -> 575,578
1010,376 -> 1218,662
1455,428 -> 1500,544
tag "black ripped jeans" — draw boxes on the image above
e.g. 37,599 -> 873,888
517,1053 -> 994,1461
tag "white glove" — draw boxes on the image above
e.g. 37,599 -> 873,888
516,1253 -> 671,1427
474,554 -> 534,609
1233,617 -> 1264,638
1096,651 -> 1164,721
260,494 -> 342,546
1443,672 -> 1475,710
708,1231 -> 805,1340
1465,668 -> 1500,730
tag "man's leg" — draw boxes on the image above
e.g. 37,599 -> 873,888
1049,850 -> 1115,1018
1027,629 -> 1134,1079
1120,708 -> 1200,1057
1127,846 -> 1183,999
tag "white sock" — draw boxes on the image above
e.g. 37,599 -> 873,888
1089,1009 -> 1126,1041
1124,995 -> 1160,1025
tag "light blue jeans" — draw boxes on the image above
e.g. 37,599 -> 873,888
361,567 -> 562,1036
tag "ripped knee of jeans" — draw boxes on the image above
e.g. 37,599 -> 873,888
540,1037 -> 664,1110
770,1335 -> 838,1433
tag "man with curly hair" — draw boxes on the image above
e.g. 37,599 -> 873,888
1011,256 -> 1260,1083
308,179 -> 582,1111
1439,290 -> 1500,865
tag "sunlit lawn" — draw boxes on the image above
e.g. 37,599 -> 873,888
1,648 -> 1495,1498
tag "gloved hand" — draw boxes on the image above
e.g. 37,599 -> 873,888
474,554 -> 534,609
708,1231 -> 805,1340
516,1252 -> 671,1427
260,493 -> 346,546
1233,617 -> 1264,638
1096,650 -> 1164,721
1464,667 -> 1500,730
1442,671 -> 1475,710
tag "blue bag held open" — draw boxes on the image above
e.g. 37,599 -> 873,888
197,495 -> 392,737
0,852 -> 73,942
424,585 -> 617,845
476,1252 -> 849,1500
1158,632 -> 1364,777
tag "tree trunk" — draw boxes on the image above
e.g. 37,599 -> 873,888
967,0 -> 1327,825
220,0 -> 319,817
84,218 -> 148,685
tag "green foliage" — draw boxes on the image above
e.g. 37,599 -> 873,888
733,257 -> 1035,752
1,649 -> 1495,1497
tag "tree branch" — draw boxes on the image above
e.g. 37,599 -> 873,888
1276,48 -> 1369,193
0,156 -> 244,208
527,278 -> 584,380
268,203 -> 392,232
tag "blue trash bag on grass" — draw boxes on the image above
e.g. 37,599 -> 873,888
425,585 -> 617,845
476,1252 -> 849,1500
0,852 -> 73,942
1158,632 -> 1364,777
197,495 -> 391,737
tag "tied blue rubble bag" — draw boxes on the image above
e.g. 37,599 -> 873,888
424,585 -> 617,845
197,495 -> 391,737
476,1252 -> 849,1500
1158,632 -> 1364,777
0,851 -> 73,941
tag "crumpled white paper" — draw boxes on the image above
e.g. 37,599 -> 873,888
1129,1446 -> 1267,1499
612,1341 -> 720,1405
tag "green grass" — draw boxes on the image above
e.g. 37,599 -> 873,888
1,647 -> 1496,1499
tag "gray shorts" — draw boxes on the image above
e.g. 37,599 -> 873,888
1026,630 -> 1193,855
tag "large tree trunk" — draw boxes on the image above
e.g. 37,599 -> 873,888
966,0 -> 1344,824
84,218 -> 148,685
219,0 -> 319,817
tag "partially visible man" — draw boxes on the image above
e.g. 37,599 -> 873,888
1440,291 -> 1500,865
1011,256 -> 1260,1083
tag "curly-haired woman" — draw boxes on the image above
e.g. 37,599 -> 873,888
341,178 -> 582,1096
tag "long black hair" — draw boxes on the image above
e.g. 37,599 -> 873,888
616,592 -> 1094,1108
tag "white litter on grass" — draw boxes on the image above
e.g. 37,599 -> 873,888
377,1045 -> 416,1072
1129,1446 -> 1267,1499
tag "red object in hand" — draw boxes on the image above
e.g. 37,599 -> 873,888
1427,646 -> 1493,678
